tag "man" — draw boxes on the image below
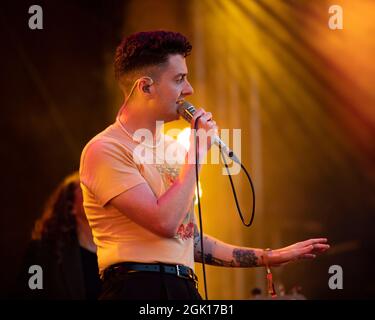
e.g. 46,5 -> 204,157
80,31 -> 329,300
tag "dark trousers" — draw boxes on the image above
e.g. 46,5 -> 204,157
100,270 -> 202,300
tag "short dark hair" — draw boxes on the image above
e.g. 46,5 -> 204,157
114,30 -> 192,81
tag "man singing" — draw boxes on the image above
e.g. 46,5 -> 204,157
80,30 -> 329,300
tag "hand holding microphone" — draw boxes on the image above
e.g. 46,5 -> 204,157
178,101 -> 241,164
190,108 -> 218,151
179,101 -> 255,229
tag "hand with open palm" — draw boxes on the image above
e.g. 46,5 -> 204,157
265,238 -> 330,267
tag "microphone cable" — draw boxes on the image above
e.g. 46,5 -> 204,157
219,144 -> 256,227
193,118 -> 256,300
194,115 -> 209,300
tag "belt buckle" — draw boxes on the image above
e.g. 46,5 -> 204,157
176,265 -> 194,281
175,265 -> 189,280
176,265 -> 181,278
175,265 -> 198,288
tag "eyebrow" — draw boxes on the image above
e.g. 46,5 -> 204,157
174,73 -> 188,79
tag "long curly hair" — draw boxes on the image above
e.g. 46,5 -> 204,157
32,172 -> 80,263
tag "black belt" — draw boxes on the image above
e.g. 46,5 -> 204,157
103,262 -> 198,283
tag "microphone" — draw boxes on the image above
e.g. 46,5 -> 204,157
177,101 -> 241,164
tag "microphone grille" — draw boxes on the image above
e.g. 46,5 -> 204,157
177,101 -> 196,122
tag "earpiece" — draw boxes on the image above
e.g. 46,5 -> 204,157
142,85 -> 150,93
141,77 -> 153,94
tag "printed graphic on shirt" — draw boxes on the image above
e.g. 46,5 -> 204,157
155,164 -> 180,189
155,164 -> 193,240
176,221 -> 194,240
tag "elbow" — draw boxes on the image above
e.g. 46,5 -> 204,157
152,205 -> 180,238
155,220 -> 179,238
158,229 -> 176,239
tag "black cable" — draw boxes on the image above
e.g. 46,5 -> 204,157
193,117 -> 256,300
193,115 -> 208,300
219,144 -> 256,227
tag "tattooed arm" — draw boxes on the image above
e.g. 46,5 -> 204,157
193,223 -> 330,267
193,223 -> 262,267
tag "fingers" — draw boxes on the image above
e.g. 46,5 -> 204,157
301,238 -> 328,247
312,244 -> 330,252
190,109 -> 217,133
305,243 -> 330,252
200,112 -> 212,122
298,243 -> 330,257
191,108 -> 206,127
312,243 -> 330,249
191,109 -> 212,123
275,238 -> 330,266
188,108 -> 218,156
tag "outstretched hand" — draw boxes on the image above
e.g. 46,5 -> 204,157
267,238 -> 330,267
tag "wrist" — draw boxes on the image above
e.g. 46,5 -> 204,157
260,248 -> 273,267
262,248 -> 277,298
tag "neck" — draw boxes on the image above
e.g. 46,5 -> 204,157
118,101 -> 162,145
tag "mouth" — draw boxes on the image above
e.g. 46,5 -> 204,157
176,99 -> 185,114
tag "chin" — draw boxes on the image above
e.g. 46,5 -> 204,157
164,110 -> 180,122
174,111 -> 181,121
164,115 -> 178,123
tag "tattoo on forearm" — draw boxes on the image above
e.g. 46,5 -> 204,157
194,225 -> 200,250
233,249 -> 258,267
193,224 -> 258,267
197,249 -> 258,267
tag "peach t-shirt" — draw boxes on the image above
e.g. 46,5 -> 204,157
79,120 -> 195,273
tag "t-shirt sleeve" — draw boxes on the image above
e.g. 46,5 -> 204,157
80,139 -> 146,207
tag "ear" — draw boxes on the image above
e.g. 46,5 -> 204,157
142,85 -> 150,93
138,77 -> 154,95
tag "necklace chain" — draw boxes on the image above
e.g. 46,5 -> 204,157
117,117 -> 162,149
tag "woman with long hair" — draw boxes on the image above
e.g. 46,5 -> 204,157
15,172 -> 101,299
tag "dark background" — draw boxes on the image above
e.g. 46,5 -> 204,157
0,0 -> 125,298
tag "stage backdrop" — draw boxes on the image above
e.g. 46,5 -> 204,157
1,0 -> 374,299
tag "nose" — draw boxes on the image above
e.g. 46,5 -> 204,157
182,79 -> 194,96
